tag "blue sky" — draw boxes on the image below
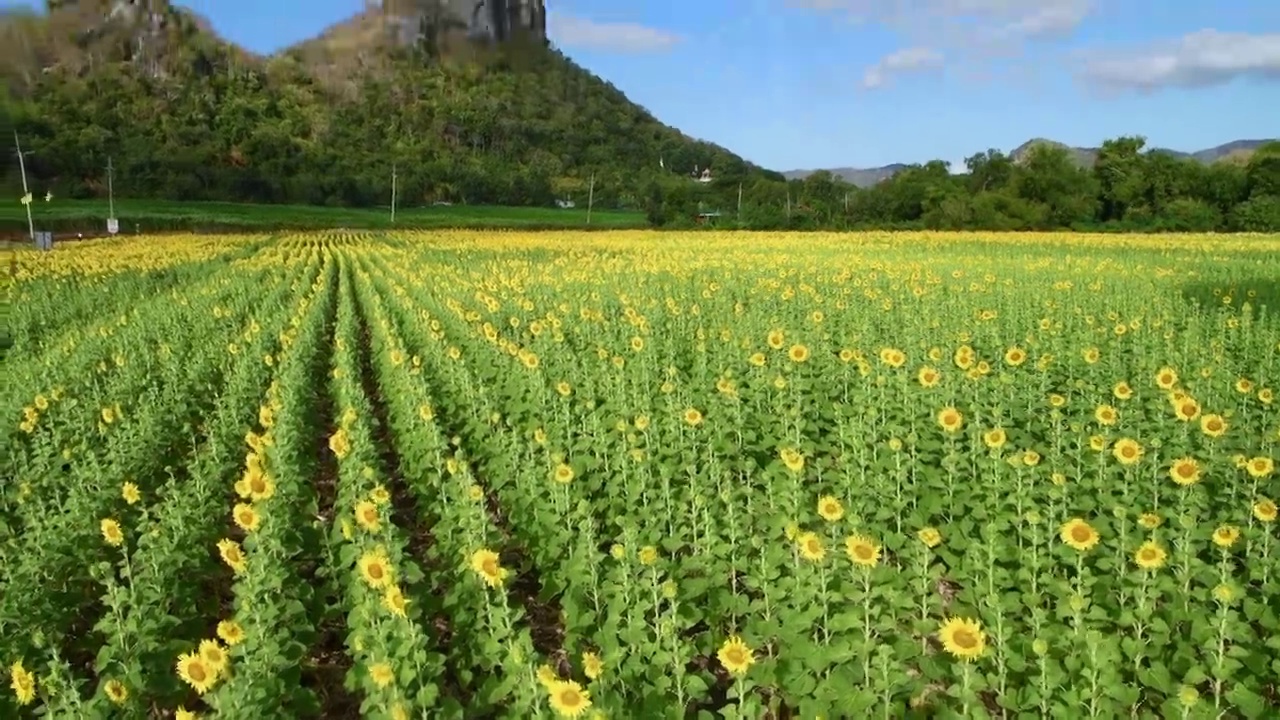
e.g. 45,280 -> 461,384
11,0 -> 1280,172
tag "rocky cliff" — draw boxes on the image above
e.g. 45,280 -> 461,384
381,0 -> 546,46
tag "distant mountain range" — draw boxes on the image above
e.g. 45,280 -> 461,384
782,139 -> 1276,188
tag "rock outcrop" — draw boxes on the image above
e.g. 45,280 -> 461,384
382,0 -> 546,47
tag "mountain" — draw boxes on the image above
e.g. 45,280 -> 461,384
785,139 -> 1276,187
1,1 -> 780,208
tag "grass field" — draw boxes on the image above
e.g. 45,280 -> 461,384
4,230 -> 1280,719
0,199 -> 647,237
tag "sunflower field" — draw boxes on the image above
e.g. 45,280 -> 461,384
4,230 -> 1280,720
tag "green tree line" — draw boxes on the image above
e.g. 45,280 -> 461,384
651,138 -> 1280,233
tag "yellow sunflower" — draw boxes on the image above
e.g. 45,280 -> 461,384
716,636 -> 755,677
1133,541 -> 1167,570
816,495 -> 844,522
1112,438 -> 1144,465
9,660 -> 36,705
917,527 -> 943,548
216,539 -> 247,574
937,407 -> 964,433
1211,525 -> 1240,549
1246,456 -> 1274,479
1199,414 -> 1227,437
358,550 -> 394,588
1060,518 -> 1100,551
845,534 -> 881,567
547,679 -> 592,718
232,503 -> 260,533
176,653 -> 218,694
469,549 -> 507,588
103,679 -> 128,705
937,617 -> 986,661
101,518 -> 125,546
1254,498 -> 1277,523
581,651 -> 604,680
216,620 -> 244,646
788,344 -> 810,363
1168,458 -> 1201,487
796,531 -> 825,562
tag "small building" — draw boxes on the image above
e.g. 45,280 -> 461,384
695,211 -> 722,225
555,199 -> 576,209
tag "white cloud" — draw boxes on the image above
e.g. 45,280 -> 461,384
862,46 -> 944,88
1078,30 -> 1280,92
547,15 -> 681,53
788,0 -> 1095,88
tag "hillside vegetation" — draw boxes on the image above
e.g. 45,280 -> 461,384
2,2 -> 1278,233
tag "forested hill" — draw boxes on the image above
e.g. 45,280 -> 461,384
2,3 -> 1279,233
0,1 -> 780,209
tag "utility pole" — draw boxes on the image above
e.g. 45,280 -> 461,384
737,182 -> 743,223
107,157 -> 115,218
14,132 -> 34,242
586,172 -> 595,225
390,163 -> 397,224
785,187 -> 792,219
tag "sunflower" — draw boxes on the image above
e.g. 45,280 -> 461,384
175,707 -> 197,720
547,679 -> 592,718
937,407 -> 964,433
1154,367 -> 1179,390
716,636 -> 755,677
9,660 -> 35,705
1246,457 -> 1274,479
121,482 -> 141,505
383,585 -> 409,617
217,539 -> 247,574
354,500 -> 381,532
1254,498 -> 1278,523
216,620 -> 244,646
198,640 -> 228,677
370,485 -> 391,505
1211,525 -> 1240,549
369,662 -> 394,689
1235,378 -> 1254,394
816,495 -> 844,522
1137,512 -> 1162,530
232,503 -> 260,533
982,428 -> 1006,450
779,447 -> 805,473
767,330 -> 785,349
103,679 -> 128,705
328,428 -> 351,460
176,653 -> 217,694
788,344 -> 810,363
246,470 -> 275,501
359,551 -> 394,588
1199,414 -> 1227,438
1112,438 -> 1144,465
1060,518 -> 1100,551
1113,381 -> 1134,400
683,408 -> 703,426
1094,405 -> 1118,425
749,351 -> 767,367
101,518 -> 125,546
845,534 -> 881,567
553,464 -> 575,484
1021,450 -> 1041,467
581,651 -> 603,680
937,617 -> 986,661
1173,398 -> 1201,422
469,549 -> 507,588
1004,347 -> 1027,366
638,546 -> 658,565
1168,458 -> 1201,487
536,664 -> 560,690
1133,541 -> 1167,570
917,527 -> 942,548
1082,347 -> 1101,364
796,531 -> 825,561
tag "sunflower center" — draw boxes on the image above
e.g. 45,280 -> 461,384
1122,447 -> 1136,458
855,544 -> 874,559
482,558 -> 499,576
952,629 -> 978,649
724,648 -> 745,665
806,539 -> 821,554
369,563 -> 385,579
189,663 -> 207,682
559,688 -> 582,707
250,478 -> 266,493
1071,526 -> 1092,542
